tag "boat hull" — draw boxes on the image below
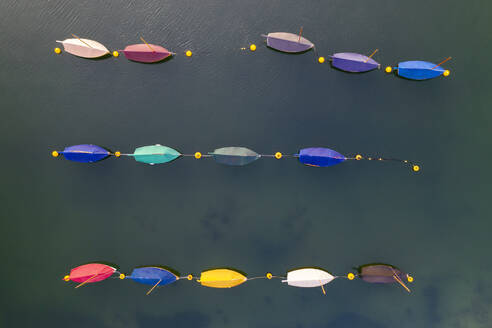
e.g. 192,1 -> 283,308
132,145 -> 181,164
397,61 -> 445,80
57,38 -> 110,58
359,264 -> 406,283
283,268 -> 335,287
298,148 -> 346,167
123,44 -> 172,63
331,52 -> 380,72
128,267 -> 178,286
69,263 -> 116,283
210,147 -> 260,166
199,269 -> 247,288
266,32 -> 314,53
62,144 -> 111,163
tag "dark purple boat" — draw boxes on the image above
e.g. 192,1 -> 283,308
331,52 -> 380,73
358,264 -> 413,292
263,32 -> 314,53
123,44 -> 172,63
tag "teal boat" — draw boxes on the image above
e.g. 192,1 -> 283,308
130,144 -> 181,165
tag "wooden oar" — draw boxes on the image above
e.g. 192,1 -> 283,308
320,282 -> 326,295
71,34 -> 93,48
364,48 -> 379,63
431,56 -> 452,69
75,273 -> 99,288
298,26 -> 303,43
390,268 -> 410,293
146,279 -> 162,295
140,37 -> 156,53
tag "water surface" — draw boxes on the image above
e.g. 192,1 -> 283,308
1,0 -> 491,327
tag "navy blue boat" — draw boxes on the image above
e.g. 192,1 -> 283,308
298,148 -> 346,167
127,266 -> 179,294
60,144 -> 111,163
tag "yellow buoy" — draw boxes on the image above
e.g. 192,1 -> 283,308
413,165 -> 420,172
114,151 -> 121,157
347,273 -> 355,280
54,47 -> 61,54
355,154 -> 362,160
63,275 -> 70,282
443,70 -> 450,77
194,152 -> 202,159
407,275 -> 414,283
187,274 -> 193,280
318,56 -> 325,64
250,44 -> 256,51
119,273 -> 125,279
186,50 -> 192,57
275,152 -> 282,159
266,272 -> 273,279
199,269 -> 247,288
112,51 -> 119,57
52,151 -> 59,158
385,66 -> 392,73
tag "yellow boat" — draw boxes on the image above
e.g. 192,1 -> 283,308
198,269 -> 247,288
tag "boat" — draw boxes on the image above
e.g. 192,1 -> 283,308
282,268 -> 335,288
263,32 -> 314,53
358,263 -> 412,292
65,263 -> 117,284
123,43 -> 173,63
198,268 -> 248,288
130,144 -> 181,164
388,59 -> 451,80
127,267 -> 178,294
56,37 -> 110,58
331,52 -> 380,73
209,147 -> 261,166
298,148 -> 346,167
59,144 -> 112,163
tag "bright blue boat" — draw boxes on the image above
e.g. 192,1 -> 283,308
127,267 -> 178,294
298,148 -> 346,167
388,59 -> 451,80
59,144 -> 111,163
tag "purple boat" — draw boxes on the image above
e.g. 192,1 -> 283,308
263,32 -> 314,53
331,52 -> 380,73
123,44 -> 172,63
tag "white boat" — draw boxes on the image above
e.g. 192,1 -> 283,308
282,268 -> 335,287
56,37 -> 110,58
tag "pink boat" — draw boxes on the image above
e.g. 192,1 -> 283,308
123,43 -> 173,63
67,263 -> 116,283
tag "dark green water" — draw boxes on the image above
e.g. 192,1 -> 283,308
1,0 -> 491,327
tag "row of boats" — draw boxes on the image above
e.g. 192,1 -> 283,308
55,31 -> 451,81
52,144 -> 420,171
64,262 -> 414,295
